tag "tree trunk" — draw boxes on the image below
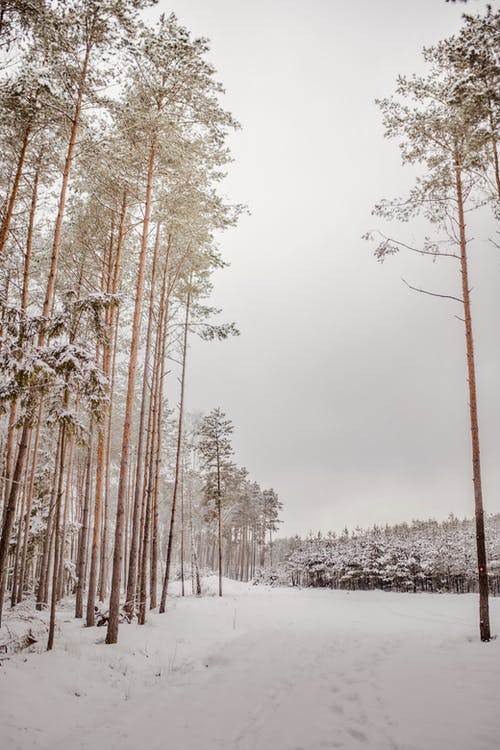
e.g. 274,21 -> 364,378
10,429 -> 31,606
57,427 -> 76,599
21,152 -> 41,311
150,295 -> 167,610
180,460 -> 185,597
98,196 -> 126,601
47,423 -> 67,651
0,422 -> 30,625
160,282 -> 192,612
3,403 -> 18,510
106,139 -> 156,645
86,415 -> 104,625
455,161 -> 490,642
0,126 -> 31,255
138,392 -> 157,625
40,44 -> 91,333
124,221 -> 161,621
17,428 -> 40,603
189,492 -> 201,595
35,434 -> 61,611
487,99 -> 500,203
75,425 -> 93,618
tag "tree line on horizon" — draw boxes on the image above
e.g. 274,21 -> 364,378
267,514 -> 500,596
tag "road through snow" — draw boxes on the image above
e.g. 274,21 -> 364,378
2,582 -> 500,750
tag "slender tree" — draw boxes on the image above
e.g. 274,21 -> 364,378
366,37 -> 493,641
198,408 -> 234,597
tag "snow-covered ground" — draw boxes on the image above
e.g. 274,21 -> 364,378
1,579 -> 499,750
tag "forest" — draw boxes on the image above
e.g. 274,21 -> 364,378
272,514 -> 500,595
0,0 -> 283,651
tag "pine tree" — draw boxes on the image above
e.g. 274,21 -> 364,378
198,408 -> 234,597
365,29 -> 493,640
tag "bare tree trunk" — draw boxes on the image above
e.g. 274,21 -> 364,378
217,487 -> 222,596
189,491 -> 201,596
17,431 -> 39,603
487,100 -> 500,203
0,422 -> 30,625
0,126 -> 31,255
40,44 -> 91,332
123,457 -> 135,594
180,460 -> 185,597
86,416 -> 104,625
35,434 -> 61,611
75,425 -> 93,618
150,302 -> 167,610
10,429 -> 31,606
87,230 -> 116,624
106,139 -> 156,645
57,429 -> 75,600
124,222 -> 161,621
47,423 -> 67,650
455,160 -> 490,642
21,153 -> 40,311
160,282 -> 192,612
138,387 -> 157,625
149,260 -> 170,610
3,403 -> 17,509
98,194 -> 126,603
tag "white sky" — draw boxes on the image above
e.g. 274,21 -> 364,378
153,0 -> 500,536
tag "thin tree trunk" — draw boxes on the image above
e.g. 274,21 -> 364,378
180,459 -> 185,597
40,44 -> 91,332
35,433 -> 61,611
10,429 -> 31,606
138,384 -> 158,625
217,482 -> 222,597
150,310 -> 166,610
3,402 -> 17,508
455,160 -> 490,642
487,99 -> 500,203
189,491 -> 201,595
47,423 -> 67,650
99,195 -> 126,602
0,126 -> 31,255
136,363 -> 155,613
21,153 -> 41,310
86,415 -> 104,625
106,139 -> 156,645
0,422 -> 30,625
160,282 -> 192,612
124,222 -> 161,621
150,266 -> 169,610
17,431 -> 39,603
57,429 -> 75,600
75,424 -> 93,618
87,228 -> 115,624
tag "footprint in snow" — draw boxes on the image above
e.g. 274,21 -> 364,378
343,690 -> 359,702
346,727 -> 367,743
330,703 -> 344,715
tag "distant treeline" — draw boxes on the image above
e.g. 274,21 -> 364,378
271,515 -> 500,595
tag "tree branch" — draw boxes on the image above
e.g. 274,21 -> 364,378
401,277 -> 463,303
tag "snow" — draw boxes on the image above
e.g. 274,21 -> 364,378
1,580 -> 500,750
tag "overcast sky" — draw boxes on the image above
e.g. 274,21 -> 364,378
154,0 -> 500,536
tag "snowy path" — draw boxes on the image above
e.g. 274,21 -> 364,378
2,583 -> 500,750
